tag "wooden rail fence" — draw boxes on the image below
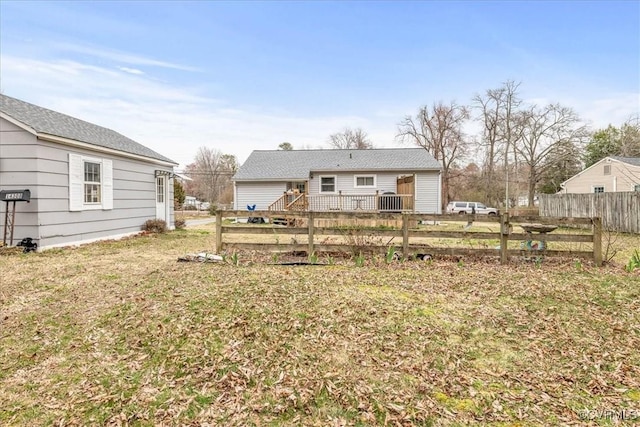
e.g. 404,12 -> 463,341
215,210 -> 603,266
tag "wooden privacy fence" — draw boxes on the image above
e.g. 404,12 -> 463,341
215,210 -> 603,266
539,192 -> 640,234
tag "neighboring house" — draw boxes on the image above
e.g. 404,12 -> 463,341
233,148 -> 442,213
560,156 -> 640,194
0,94 -> 178,250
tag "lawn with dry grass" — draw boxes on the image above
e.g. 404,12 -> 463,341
1,227 -> 639,426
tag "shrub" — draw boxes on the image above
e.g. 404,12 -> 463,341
340,227 -> 388,257
142,219 -> 167,233
174,180 -> 186,206
208,204 -> 218,216
174,218 -> 186,229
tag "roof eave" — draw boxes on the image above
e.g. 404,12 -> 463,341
37,133 -> 178,167
2,112 -> 177,166
233,177 -> 306,182
612,156 -> 640,167
1,112 -> 38,136
309,167 -> 442,172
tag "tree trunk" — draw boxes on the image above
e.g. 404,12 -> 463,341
528,168 -> 537,207
442,174 -> 450,211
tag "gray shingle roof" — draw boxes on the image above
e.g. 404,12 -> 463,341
234,148 -> 441,181
0,94 -> 176,164
611,156 -> 640,167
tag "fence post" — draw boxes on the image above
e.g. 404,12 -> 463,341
592,217 -> 602,267
308,211 -> 315,257
216,210 -> 223,252
402,213 -> 409,259
500,213 -> 510,264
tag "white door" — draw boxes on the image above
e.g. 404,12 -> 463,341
156,176 -> 167,221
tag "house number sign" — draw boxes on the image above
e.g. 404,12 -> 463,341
0,190 -> 31,202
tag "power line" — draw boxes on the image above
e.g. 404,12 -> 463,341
175,171 -> 235,176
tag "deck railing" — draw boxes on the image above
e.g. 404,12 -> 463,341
285,194 -> 307,211
269,193 -> 414,212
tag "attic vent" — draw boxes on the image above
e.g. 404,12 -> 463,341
604,165 -> 611,175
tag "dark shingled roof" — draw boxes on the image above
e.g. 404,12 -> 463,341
234,148 -> 441,181
611,156 -> 640,167
0,94 -> 176,164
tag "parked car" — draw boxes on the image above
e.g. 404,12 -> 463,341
199,202 -> 211,211
446,201 -> 499,215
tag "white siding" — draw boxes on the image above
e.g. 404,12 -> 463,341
308,171 -> 402,196
415,171 -> 441,213
0,117 -> 174,249
0,118 -> 40,242
235,181 -> 287,211
562,158 -> 640,193
307,170 -> 441,213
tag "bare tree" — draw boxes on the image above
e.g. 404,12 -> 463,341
514,104 -> 587,206
328,127 -> 373,149
397,101 -> 470,208
184,147 -> 238,205
448,162 -> 484,202
619,115 -> 640,157
473,80 -> 522,207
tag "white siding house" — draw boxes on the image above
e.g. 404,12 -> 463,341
233,149 -> 442,213
560,156 -> 640,194
0,94 -> 178,250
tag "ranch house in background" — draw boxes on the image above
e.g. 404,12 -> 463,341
560,156 -> 640,194
233,148 -> 442,214
0,94 -> 177,250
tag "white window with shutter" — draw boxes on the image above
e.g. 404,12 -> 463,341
69,153 -> 113,211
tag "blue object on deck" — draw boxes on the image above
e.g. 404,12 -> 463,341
247,204 -> 256,211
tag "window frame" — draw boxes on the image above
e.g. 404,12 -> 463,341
353,174 -> 376,188
604,165 -> 611,175
69,153 -> 113,211
156,176 -> 165,203
593,185 -> 605,194
319,175 -> 337,194
83,160 -> 102,205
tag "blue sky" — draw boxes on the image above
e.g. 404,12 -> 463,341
1,1 -> 638,168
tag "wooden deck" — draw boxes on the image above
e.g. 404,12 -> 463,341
268,193 -> 414,213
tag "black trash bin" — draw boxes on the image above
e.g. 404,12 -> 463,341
378,191 -> 403,213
